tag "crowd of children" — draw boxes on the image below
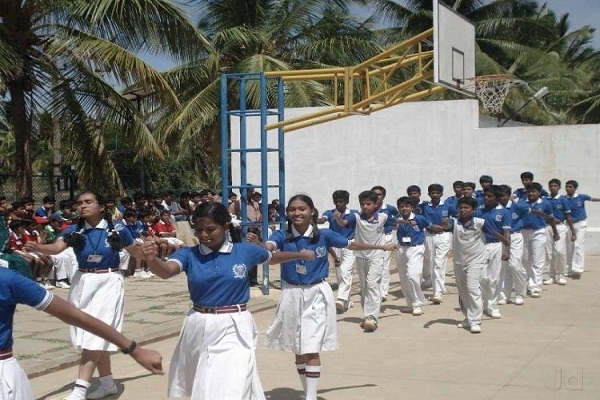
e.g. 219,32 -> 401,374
316,172 -> 598,336
0,174 -> 597,400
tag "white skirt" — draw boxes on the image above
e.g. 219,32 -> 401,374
168,309 -> 265,400
68,270 -> 124,351
0,358 -> 34,400
265,281 -> 338,354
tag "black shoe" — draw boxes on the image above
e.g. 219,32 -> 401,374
249,281 -> 260,287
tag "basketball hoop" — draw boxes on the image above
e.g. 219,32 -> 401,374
464,74 -> 526,115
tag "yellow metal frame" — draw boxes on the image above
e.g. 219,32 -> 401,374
264,28 -> 445,133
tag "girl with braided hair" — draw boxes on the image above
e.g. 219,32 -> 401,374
24,191 -> 141,400
246,194 -> 396,400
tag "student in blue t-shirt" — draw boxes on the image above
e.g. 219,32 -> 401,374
521,183 -> 558,298
24,191 -> 147,400
543,179 -> 576,286
249,194 -> 395,400
418,184 -> 457,304
316,190 -> 358,314
564,180 -> 600,278
513,171 -> 549,200
0,268 -> 163,400
395,196 -> 442,316
476,185 -> 510,319
141,202 -> 312,400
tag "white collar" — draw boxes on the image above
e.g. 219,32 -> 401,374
84,219 -> 108,230
427,200 -> 445,206
199,238 -> 234,255
291,224 -> 314,238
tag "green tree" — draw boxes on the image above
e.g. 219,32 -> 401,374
159,0 -> 382,178
0,0 -> 210,197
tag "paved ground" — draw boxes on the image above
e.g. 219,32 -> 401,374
22,256 -> 600,399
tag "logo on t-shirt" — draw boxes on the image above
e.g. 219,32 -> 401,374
315,246 -> 327,258
232,264 -> 247,278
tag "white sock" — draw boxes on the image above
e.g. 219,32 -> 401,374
304,365 -> 321,400
295,363 -> 307,393
66,379 -> 90,400
98,374 -> 115,388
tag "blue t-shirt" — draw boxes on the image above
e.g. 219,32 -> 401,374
565,194 -> 592,222
321,208 -> 358,240
267,227 -> 349,285
0,268 -> 53,349
522,198 -> 553,230
504,200 -> 529,233
396,214 -> 431,245
418,201 -> 457,228
64,220 -> 134,268
513,187 -> 550,200
171,242 -> 270,307
124,220 -> 145,238
545,195 -> 571,222
379,204 -> 399,234
475,204 -> 511,243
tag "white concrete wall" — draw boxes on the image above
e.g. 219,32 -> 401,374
230,99 -> 600,254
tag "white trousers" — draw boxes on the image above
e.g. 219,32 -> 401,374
502,232 -> 527,298
481,242 -> 501,312
379,233 -> 395,297
545,223 -> 568,277
566,220 -> 587,273
356,256 -> 385,321
396,245 -> 426,307
333,246 -> 356,301
50,248 -> 78,281
424,232 -> 451,295
455,262 -> 486,327
522,228 -> 547,291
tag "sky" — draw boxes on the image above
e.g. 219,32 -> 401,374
144,0 -> 600,71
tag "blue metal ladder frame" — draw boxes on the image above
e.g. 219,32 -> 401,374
220,72 -> 286,294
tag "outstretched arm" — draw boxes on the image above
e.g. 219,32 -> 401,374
23,240 -> 68,255
348,241 -> 397,252
139,241 -> 180,279
44,296 -> 163,374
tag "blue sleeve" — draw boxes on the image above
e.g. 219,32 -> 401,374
502,209 -> 511,229
115,222 -> 134,247
448,204 -> 458,217
543,201 -> 554,217
266,229 -> 286,250
322,210 -> 332,223
245,243 -> 271,265
324,229 -> 351,249
416,215 -> 432,229
582,194 -> 592,202
513,200 -> 530,217
562,197 -> 572,213
346,213 -> 357,229
170,246 -> 192,273
7,269 -> 53,310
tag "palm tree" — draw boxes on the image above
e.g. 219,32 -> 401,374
0,0 -> 210,197
159,0 -> 382,176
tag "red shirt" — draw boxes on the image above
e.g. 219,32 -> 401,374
153,220 -> 176,236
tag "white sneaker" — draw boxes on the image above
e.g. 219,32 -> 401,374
42,281 -> 55,290
86,384 -> 118,399
430,294 -> 442,304
335,300 -> 345,314
411,306 -> 423,316
457,319 -> 469,329
557,275 -> 567,285
530,289 -> 541,298
514,295 -> 525,305
497,298 -> 507,305
55,280 -> 71,289
470,325 -> 481,334
543,277 -> 555,285
143,270 -> 155,278
132,270 -> 149,279
486,309 -> 501,319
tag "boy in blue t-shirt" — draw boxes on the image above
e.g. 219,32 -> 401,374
522,182 -> 558,298
564,180 -> 600,278
317,190 -> 358,314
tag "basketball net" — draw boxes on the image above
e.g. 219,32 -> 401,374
465,74 -> 521,115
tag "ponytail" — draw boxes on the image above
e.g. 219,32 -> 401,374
63,217 -> 86,251
105,212 -> 124,252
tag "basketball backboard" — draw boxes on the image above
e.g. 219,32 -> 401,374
433,0 -> 476,97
